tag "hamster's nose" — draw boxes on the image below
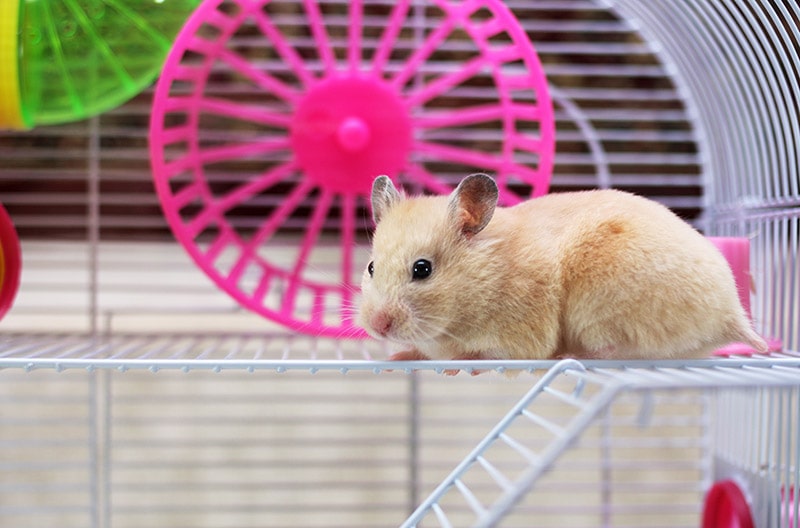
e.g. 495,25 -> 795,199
371,311 -> 394,338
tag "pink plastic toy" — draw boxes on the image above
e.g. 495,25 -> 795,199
150,0 -> 555,336
708,237 -> 780,356
709,237 -> 754,319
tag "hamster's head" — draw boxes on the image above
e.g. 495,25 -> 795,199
357,174 -> 499,348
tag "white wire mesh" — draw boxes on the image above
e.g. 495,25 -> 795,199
603,0 -> 800,355
405,360 -> 800,527
607,1 -> 800,211
711,385 -> 800,528
0,371 -> 96,528
714,210 -> 800,354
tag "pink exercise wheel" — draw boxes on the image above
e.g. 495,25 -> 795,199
150,0 -> 555,336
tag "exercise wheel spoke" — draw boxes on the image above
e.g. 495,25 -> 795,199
391,13 -> 459,90
507,163 -> 550,183
217,48 -> 301,103
371,0 -> 410,75
302,0 -> 337,75
253,11 -> 315,87
416,101 -> 542,131
415,103 -> 506,130
217,160 -> 296,212
165,96 -> 289,128
252,267 -> 274,305
187,161 -> 297,238
171,181 -> 204,210
509,102 -> 546,122
347,0 -> 363,71
196,137 -> 292,166
511,133 -> 545,155
405,163 -> 456,195
158,125 -> 192,147
160,153 -> 195,179
281,188 -> 335,316
414,140 -> 507,171
204,228 -> 237,262
243,178 -> 316,254
220,237 -> 252,285
197,97 -> 292,128
404,54 -> 491,107
339,193 -> 357,314
186,209 -> 217,241
310,288 -> 326,326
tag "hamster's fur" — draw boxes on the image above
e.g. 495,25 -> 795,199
358,174 -> 767,362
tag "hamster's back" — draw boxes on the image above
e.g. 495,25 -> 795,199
507,190 -> 761,359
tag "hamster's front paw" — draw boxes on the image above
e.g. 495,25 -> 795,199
386,350 -> 486,376
388,349 -> 430,362
444,352 -> 489,377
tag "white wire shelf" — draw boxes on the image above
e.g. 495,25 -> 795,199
1,332 -> 798,378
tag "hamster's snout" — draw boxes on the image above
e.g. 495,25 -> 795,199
360,298 -> 415,342
369,310 -> 394,338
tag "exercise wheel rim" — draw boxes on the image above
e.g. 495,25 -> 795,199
493,0 -> 555,192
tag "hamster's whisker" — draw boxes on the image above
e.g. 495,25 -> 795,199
412,314 -> 467,346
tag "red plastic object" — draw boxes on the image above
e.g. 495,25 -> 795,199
702,480 -> 754,528
0,203 -> 21,320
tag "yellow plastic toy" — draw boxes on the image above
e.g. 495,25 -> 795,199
0,0 -> 200,129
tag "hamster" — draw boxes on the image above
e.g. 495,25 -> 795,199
357,173 -> 767,364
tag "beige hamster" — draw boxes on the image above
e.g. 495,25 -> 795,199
357,173 -> 767,363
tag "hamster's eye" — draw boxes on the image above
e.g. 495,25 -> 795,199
412,259 -> 433,280
367,261 -> 374,277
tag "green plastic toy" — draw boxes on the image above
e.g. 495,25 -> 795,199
0,0 -> 200,129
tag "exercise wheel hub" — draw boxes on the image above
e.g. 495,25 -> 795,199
290,74 -> 412,195
337,117 -> 371,152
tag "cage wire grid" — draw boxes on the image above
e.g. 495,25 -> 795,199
0,0 -> 799,527
401,359 -> 800,528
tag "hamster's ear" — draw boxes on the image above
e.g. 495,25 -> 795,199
371,175 -> 401,224
448,173 -> 498,238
